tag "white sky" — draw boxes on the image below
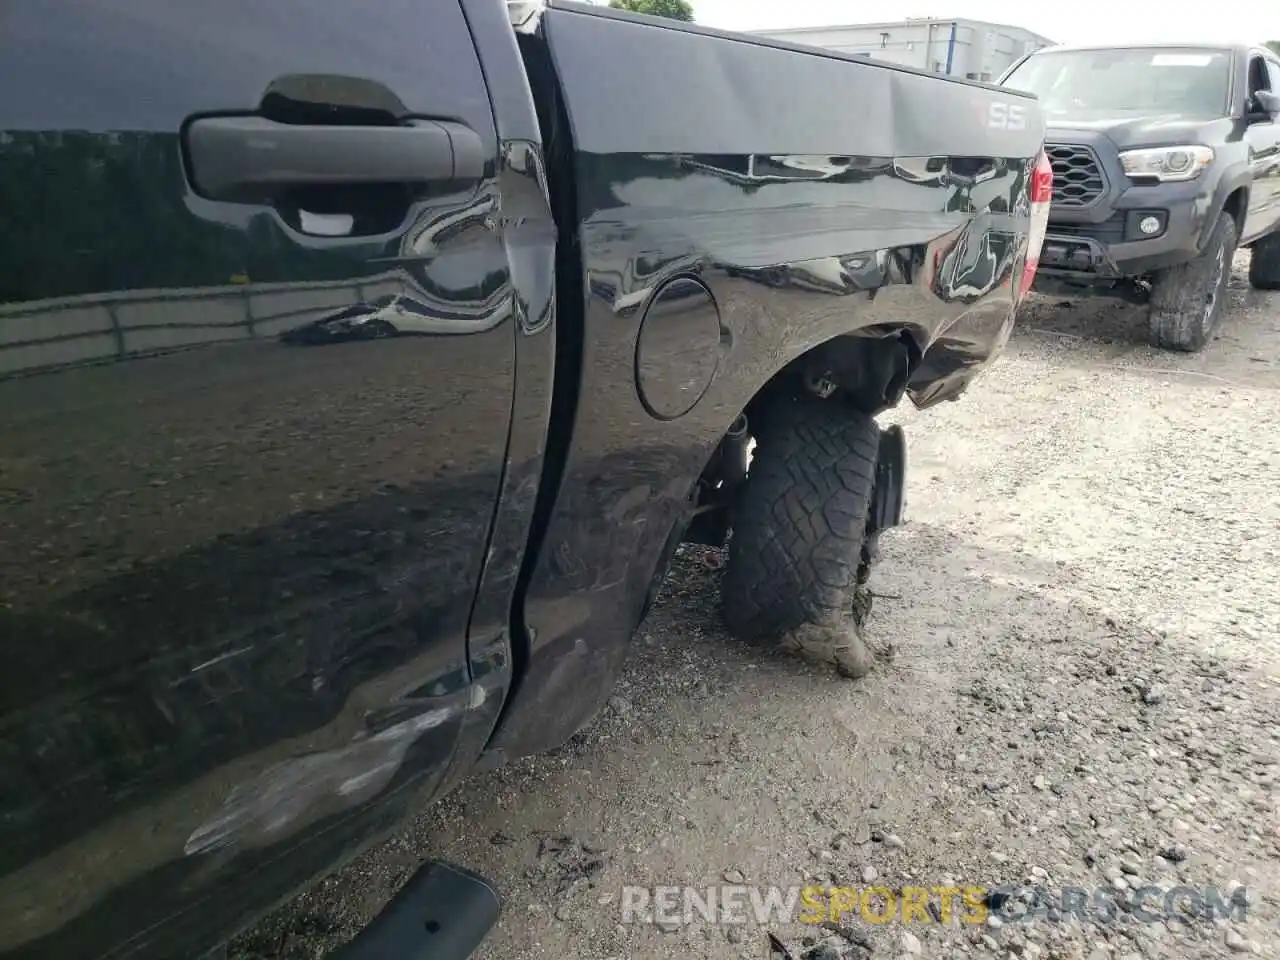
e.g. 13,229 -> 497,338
690,0 -> 1279,48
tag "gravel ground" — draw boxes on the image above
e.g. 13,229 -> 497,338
235,251 -> 1280,960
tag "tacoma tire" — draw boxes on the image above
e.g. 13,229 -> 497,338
1148,211 -> 1236,353
1248,229 -> 1280,291
722,393 -> 879,651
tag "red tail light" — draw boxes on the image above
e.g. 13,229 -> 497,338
1018,150 -> 1053,299
1030,151 -> 1053,204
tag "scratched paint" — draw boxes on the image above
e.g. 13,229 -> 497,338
184,707 -> 454,856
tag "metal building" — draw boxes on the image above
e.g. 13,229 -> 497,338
752,18 -> 1054,82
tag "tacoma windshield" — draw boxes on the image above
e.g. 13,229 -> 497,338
1002,47 -> 1232,120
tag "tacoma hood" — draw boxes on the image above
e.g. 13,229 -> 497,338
1046,114 -> 1231,150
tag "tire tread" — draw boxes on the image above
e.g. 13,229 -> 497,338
1148,212 -> 1237,353
722,396 -> 879,642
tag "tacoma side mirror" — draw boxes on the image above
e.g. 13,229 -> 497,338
1253,89 -> 1280,119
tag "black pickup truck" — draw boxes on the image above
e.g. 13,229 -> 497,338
0,1 -> 1048,957
1000,43 -> 1280,351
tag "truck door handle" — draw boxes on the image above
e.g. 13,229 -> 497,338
184,116 -> 485,204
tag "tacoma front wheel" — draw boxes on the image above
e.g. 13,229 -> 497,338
1148,212 -> 1237,353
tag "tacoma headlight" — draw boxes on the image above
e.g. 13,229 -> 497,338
1119,146 -> 1214,182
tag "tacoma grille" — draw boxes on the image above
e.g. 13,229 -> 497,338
1045,143 -> 1106,208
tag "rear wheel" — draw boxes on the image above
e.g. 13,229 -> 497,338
1147,211 -> 1236,353
721,393 -> 879,676
1248,230 -> 1280,291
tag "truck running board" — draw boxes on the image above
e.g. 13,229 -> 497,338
329,861 -> 501,960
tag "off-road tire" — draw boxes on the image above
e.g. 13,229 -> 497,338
721,394 -> 879,644
1148,212 -> 1237,352
1248,230 -> 1280,291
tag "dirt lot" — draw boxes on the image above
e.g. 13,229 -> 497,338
236,252 -> 1280,960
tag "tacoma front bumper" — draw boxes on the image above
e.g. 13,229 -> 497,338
1033,135 -> 1218,289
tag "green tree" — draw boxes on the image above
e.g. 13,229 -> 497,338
1267,40 -> 1280,57
608,0 -> 694,21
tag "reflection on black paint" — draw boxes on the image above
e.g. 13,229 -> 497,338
0,0 -> 555,949
0,132 -> 517,377
0,131 -> 358,303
